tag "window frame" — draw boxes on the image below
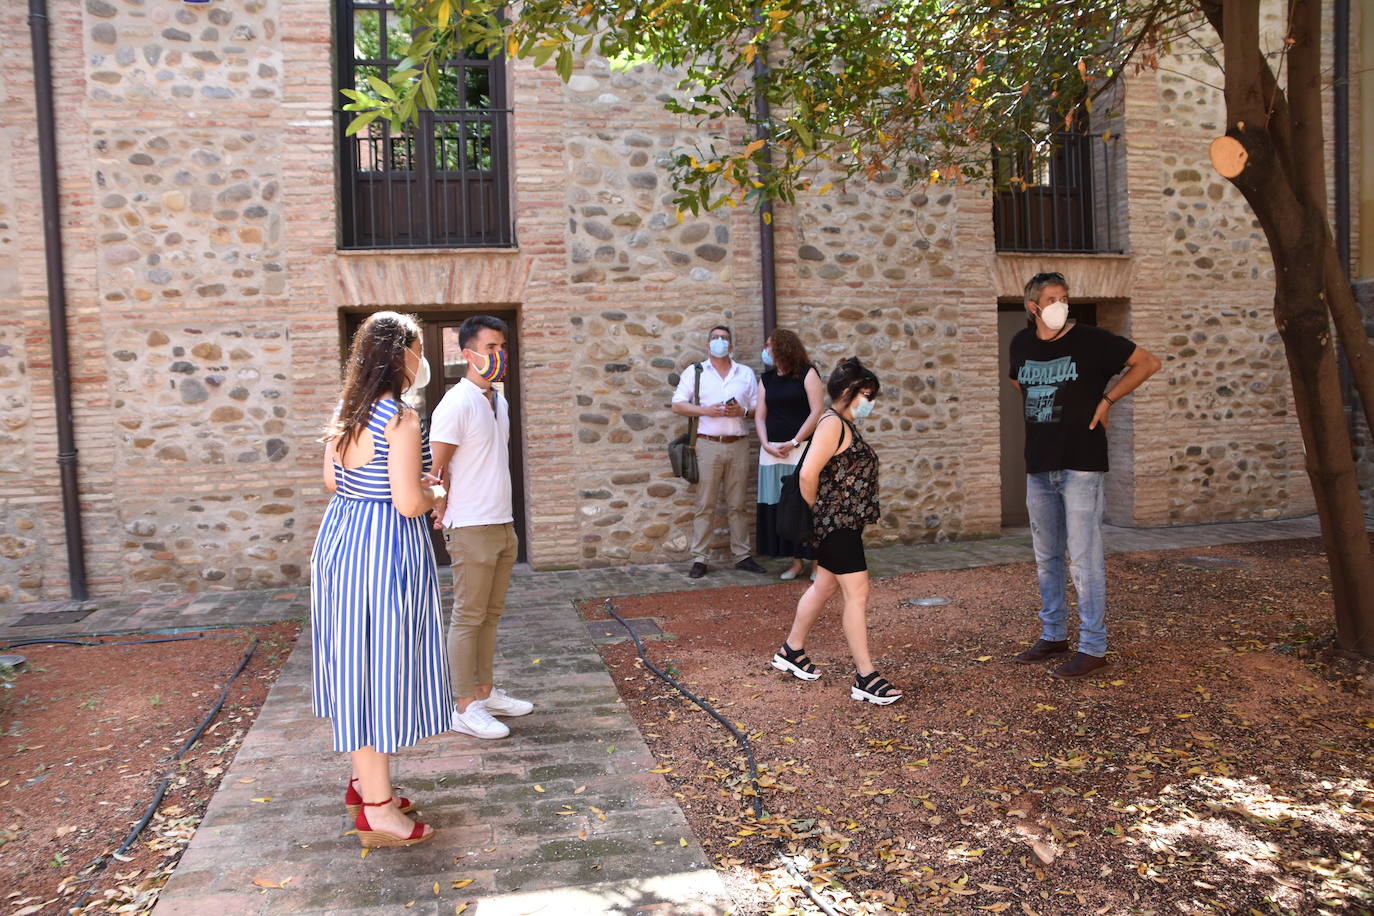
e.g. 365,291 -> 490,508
335,0 -> 515,250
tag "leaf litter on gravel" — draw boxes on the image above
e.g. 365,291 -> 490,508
582,537 -> 1374,914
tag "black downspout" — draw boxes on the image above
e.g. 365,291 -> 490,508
1333,0 -> 1357,438
1334,0 -> 1351,279
29,0 -> 89,601
752,38 -> 778,337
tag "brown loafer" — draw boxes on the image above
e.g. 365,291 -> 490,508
1051,652 -> 1108,679
1014,639 -> 1070,663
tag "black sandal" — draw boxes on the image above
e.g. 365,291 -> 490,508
851,670 -> 902,705
771,642 -> 821,681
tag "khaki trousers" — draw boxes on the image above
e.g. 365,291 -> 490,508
445,522 -> 518,698
691,437 -> 752,563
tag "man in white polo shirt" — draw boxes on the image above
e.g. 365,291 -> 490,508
671,324 -> 766,579
430,315 -> 532,740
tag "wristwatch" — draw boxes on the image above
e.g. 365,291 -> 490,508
789,439 -> 799,448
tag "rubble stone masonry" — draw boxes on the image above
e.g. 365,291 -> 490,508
0,0 -> 1353,602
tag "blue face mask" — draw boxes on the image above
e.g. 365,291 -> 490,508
708,337 -> 730,359
761,348 -> 774,369
852,395 -> 875,421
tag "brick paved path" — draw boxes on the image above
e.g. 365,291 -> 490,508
153,595 -> 724,915
0,514 -> 1323,914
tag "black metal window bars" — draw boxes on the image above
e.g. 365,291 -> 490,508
992,128 -> 1125,254
337,0 -> 514,249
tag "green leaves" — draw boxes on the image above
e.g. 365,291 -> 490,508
366,74 -> 397,101
340,0 -> 1181,212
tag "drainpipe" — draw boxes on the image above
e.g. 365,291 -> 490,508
29,0 -> 89,601
752,28 -> 778,337
1333,0 -> 1357,439
1334,0 -> 1351,279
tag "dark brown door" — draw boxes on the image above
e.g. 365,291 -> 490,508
342,309 -> 526,564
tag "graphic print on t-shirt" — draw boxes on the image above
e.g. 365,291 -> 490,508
1017,356 -> 1079,424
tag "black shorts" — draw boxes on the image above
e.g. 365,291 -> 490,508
815,528 -> 867,575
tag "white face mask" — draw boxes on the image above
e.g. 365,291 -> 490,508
402,354 -> 430,406
708,337 -> 731,358
1038,300 -> 1069,331
852,395 -> 875,421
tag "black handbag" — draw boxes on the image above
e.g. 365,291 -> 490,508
776,417 -> 849,543
668,363 -> 704,484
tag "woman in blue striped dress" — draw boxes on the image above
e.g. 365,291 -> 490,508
311,311 -> 450,848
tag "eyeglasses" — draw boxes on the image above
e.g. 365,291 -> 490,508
1030,272 -> 1065,284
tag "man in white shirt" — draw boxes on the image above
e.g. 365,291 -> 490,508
430,315 -> 533,740
671,325 -> 767,579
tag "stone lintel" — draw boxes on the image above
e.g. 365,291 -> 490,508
993,253 -> 1135,301
333,249 -> 532,308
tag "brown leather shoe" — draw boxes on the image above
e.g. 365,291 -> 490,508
1051,652 -> 1108,678
1014,639 -> 1069,663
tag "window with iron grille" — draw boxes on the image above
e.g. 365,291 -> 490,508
992,109 -> 1125,254
337,1 -> 513,249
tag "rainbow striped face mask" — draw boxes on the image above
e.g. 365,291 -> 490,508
468,348 -> 508,384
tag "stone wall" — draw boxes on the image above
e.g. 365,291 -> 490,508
0,0 -> 1343,604
0,326 -> 41,604
771,180 -> 1001,548
84,0 -> 281,107
1128,17 -> 1315,524
0,0 -> 308,603
106,323 -> 300,590
92,126 -> 285,305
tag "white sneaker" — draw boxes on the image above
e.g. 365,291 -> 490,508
482,688 -> 534,717
452,701 -> 509,739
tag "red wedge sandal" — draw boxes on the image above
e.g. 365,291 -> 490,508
346,777 -> 416,818
354,797 -> 433,848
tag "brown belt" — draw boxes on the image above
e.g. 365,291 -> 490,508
697,434 -> 744,443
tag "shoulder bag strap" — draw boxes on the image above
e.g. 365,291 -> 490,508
688,362 -> 704,445
815,411 -> 849,460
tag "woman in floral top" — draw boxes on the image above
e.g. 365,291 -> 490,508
770,358 -> 902,705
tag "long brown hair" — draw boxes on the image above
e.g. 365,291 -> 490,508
324,311 -> 421,445
768,328 -> 812,378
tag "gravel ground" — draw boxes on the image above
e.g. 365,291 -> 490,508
582,537 -> 1374,915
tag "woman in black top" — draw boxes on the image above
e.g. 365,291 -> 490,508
770,358 -> 902,706
754,329 -> 825,579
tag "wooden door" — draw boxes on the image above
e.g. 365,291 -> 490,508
342,309 -> 526,564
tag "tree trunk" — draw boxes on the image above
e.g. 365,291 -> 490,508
1271,252 -> 1374,657
1323,242 -> 1374,434
1211,0 -> 1374,657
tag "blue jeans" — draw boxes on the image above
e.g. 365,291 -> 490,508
1025,470 -> 1107,657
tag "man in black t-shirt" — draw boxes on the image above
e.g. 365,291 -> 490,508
1007,272 -> 1161,677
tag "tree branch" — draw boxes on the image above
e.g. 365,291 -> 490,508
1216,0 -> 1265,125
1286,0 -> 1326,211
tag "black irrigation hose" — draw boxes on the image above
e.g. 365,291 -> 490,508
173,637 -> 259,759
0,632 -> 241,652
68,636 -> 260,914
603,599 -> 845,916
0,638 -> 95,649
